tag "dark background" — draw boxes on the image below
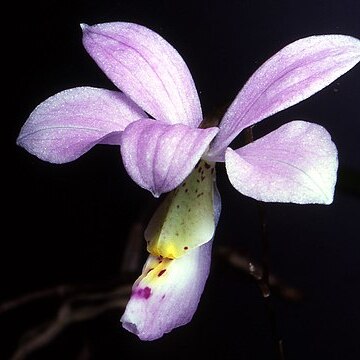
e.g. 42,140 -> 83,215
3,0 -> 360,359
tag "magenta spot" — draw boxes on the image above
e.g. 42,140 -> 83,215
134,286 -> 152,299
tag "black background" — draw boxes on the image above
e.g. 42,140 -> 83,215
3,1 -> 360,359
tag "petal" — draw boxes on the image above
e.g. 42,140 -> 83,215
145,160 -> 216,259
120,119 -> 218,197
120,240 -> 213,341
120,180 -> 221,341
209,34 -> 360,159
225,121 -> 338,204
81,22 -> 202,126
17,87 -> 146,163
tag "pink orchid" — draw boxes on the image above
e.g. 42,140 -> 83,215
17,22 -> 360,340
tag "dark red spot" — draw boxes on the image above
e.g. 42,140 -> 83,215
204,162 -> 211,169
182,182 -> 186,187
158,269 -> 167,277
184,246 -> 189,250
146,268 -> 154,274
185,188 -> 188,193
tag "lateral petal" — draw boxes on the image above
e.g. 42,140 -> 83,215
17,87 -> 145,163
82,22 -> 202,126
120,119 -> 218,197
209,34 -> 360,159
225,121 -> 338,204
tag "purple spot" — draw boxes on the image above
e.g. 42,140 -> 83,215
133,286 -> 152,299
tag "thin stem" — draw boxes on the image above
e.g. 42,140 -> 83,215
245,125 -> 285,360
258,203 -> 270,297
258,201 -> 285,360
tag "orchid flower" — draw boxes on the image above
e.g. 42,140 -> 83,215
17,22 -> 360,341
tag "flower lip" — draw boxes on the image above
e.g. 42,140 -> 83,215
122,321 -> 138,334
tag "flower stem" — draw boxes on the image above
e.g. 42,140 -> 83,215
257,202 -> 285,360
244,125 -> 285,360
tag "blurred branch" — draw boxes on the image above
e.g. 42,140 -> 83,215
1,213 -> 302,360
0,285 -> 81,316
216,246 -> 303,302
10,284 -> 131,360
